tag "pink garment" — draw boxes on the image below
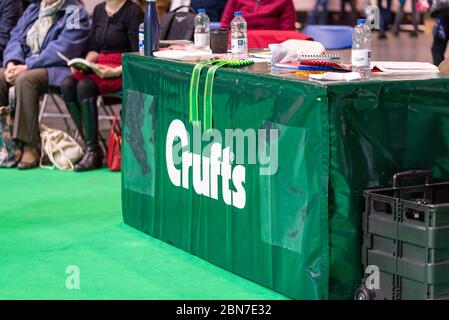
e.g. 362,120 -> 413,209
220,0 -> 296,31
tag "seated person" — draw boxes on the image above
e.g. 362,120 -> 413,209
0,0 -> 90,170
220,0 -> 296,30
191,0 -> 228,22
61,0 -> 144,171
0,0 -> 22,65
309,0 -> 329,25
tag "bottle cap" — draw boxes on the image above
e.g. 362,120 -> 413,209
357,19 -> 367,25
234,11 -> 242,17
198,8 -> 206,14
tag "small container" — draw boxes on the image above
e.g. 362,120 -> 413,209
210,28 -> 229,54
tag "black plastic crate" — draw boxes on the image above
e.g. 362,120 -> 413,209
363,182 -> 449,243
356,170 -> 449,300
361,240 -> 449,299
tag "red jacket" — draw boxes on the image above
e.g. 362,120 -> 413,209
220,0 -> 296,31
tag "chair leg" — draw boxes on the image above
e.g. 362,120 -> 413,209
50,94 -> 71,132
38,94 -> 49,123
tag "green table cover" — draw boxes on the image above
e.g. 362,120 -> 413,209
122,54 -> 449,300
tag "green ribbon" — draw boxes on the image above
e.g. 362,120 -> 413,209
204,61 -> 228,132
189,60 -> 215,126
189,59 -> 255,132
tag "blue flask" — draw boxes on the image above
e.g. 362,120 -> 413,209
144,0 -> 160,56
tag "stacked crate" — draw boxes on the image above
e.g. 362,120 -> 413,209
358,173 -> 449,300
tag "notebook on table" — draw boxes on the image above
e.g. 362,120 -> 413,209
371,61 -> 439,75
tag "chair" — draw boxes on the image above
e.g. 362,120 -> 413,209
97,92 -> 122,155
98,92 -> 122,122
302,25 -> 353,50
39,90 -> 122,154
38,88 -> 74,136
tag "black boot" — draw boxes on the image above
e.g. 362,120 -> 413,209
66,102 -> 84,140
76,97 -> 103,171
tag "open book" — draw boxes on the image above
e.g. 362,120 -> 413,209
371,61 -> 439,75
57,51 -> 94,73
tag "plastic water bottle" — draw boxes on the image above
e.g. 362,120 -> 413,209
139,23 -> 144,55
144,0 -> 160,56
231,12 -> 248,57
194,9 -> 211,51
352,19 -> 372,78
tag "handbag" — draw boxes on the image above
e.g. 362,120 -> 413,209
39,125 -> 84,171
160,6 -> 196,41
107,114 -> 122,171
0,87 -> 23,168
431,0 -> 449,18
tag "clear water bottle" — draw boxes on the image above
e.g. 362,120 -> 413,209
144,0 -> 159,56
194,9 -> 211,51
231,11 -> 248,57
139,23 -> 144,55
352,19 -> 372,78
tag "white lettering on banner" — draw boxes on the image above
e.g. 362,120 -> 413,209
166,119 -> 246,209
165,119 -> 279,209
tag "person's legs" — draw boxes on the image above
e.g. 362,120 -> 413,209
385,0 -> 393,30
411,0 -> 419,36
61,76 -> 84,139
0,68 -> 10,107
75,77 -> 102,171
340,0 -> 345,22
394,1 -> 406,35
309,0 -> 321,24
349,0 -> 357,23
377,0 -> 386,37
340,0 -> 357,24
13,68 -> 49,169
310,0 -> 329,25
378,0 -> 393,38
319,0 -> 329,25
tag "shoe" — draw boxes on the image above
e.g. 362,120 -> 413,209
393,30 -> 399,37
76,97 -> 103,171
17,145 -> 39,170
17,160 -> 39,170
410,31 -> 418,38
74,146 -> 103,171
378,33 -> 387,40
17,158 -> 39,170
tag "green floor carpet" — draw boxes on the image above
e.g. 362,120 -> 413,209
0,168 -> 288,300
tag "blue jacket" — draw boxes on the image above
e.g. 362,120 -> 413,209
0,0 -> 22,65
3,0 -> 90,87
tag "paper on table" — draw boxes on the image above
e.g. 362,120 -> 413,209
371,61 -> 439,74
309,72 -> 361,81
153,50 -> 215,62
250,58 -> 270,63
